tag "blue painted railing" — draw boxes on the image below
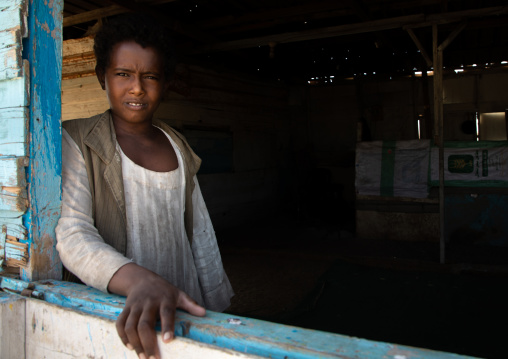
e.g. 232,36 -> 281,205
0,277 -> 478,359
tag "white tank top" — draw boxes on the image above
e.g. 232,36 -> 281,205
119,128 -> 203,304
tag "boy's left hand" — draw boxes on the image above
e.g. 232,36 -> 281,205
108,263 -> 206,359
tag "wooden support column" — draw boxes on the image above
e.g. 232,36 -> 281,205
432,22 -> 466,264
433,24 -> 445,264
22,0 -> 63,281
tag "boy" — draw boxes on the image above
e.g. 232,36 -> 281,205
56,14 -> 233,359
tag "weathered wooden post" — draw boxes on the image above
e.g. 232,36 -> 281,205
22,0 -> 64,281
0,0 -> 63,280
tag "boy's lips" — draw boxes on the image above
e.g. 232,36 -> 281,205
125,101 -> 147,109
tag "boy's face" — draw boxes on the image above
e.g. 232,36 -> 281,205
98,41 -> 167,127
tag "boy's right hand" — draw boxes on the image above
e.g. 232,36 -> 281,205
108,263 -> 206,359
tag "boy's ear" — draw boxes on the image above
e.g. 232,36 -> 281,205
96,66 -> 106,90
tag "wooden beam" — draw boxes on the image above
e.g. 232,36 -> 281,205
62,0 -> 178,27
192,14 -> 425,53
191,6 -> 508,54
405,5 -> 508,29
405,28 -> 433,67
439,21 -> 467,51
63,5 -> 124,27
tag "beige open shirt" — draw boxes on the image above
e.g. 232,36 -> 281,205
56,129 -> 234,312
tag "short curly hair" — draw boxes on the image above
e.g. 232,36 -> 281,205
94,13 -> 175,80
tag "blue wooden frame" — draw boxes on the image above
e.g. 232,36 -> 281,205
21,0 -> 63,281
0,277 -> 478,359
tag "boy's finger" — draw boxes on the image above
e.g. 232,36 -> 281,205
160,303 -> 176,343
137,310 -> 160,359
123,306 -> 144,354
178,292 -> 206,317
116,307 -> 134,349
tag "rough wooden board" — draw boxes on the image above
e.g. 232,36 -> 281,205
0,156 -> 27,218
0,76 -> 28,108
25,298 -> 263,359
0,0 -> 27,35
62,35 -> 94,57
0,292 -> 25,358
0,157 -> 26,186
0,192 -> 27,217
0,108 -> 28,157
1,277 -> 477,359
0,30 -> 23,80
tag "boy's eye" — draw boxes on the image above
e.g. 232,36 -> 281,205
145,75 -> 159,80
116,72 -> 128,77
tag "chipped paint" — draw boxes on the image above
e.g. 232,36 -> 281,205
21,0 -> 62,280
0,0 -> 29,274
0,277 -> 479,359
0,225 -> 5,266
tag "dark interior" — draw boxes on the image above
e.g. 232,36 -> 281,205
61,1 -> 508,358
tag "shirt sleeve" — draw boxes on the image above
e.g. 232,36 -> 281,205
55,129 -> 131,292
191,176 -> 234,312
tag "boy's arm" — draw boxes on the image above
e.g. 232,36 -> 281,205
56,129 -> 131,290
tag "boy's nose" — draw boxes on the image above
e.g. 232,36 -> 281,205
129,77 -> 144,94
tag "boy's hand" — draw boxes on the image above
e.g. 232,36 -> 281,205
108,263 -> 206,359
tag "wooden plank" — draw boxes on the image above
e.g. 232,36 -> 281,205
0,157 -> 28,218
4,238 -> 28,266
0,29 -> 23,80
0,278 -> 478,359
25,299 -> 262,359
0,216 -> 26,238
62,35 -> 94,57
0,293 -> 25,358
62,57 -> 96,78
62,0 -> 178,27
0,76 -> 29,108
405,28 -> 433,67
0,107 -> 28,157
0,157 -> 26,187
0,217 -> 28,274
0,193 -> 27,217
22,0 -> 62,281
63,5 -> 125,27
0,0 -> 27,36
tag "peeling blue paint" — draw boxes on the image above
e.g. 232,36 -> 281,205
21,0 -> 62,280
0,277 -> 479,359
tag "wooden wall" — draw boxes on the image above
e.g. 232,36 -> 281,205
61,37 -> 291,230
0,0 -> 29,275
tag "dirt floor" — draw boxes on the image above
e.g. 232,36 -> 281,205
217,216 -> 508,359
